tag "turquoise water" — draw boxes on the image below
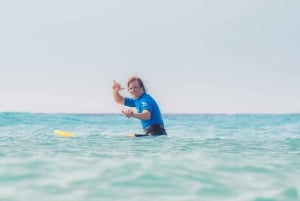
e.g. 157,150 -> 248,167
1,112 -> 300,201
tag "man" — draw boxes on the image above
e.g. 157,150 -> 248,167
112,76 -> 167,137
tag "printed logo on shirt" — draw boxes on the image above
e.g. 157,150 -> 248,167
141,101 -> 148,107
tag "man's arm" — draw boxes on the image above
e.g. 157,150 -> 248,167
112,80 -> 124,105
122,109 -> 151,120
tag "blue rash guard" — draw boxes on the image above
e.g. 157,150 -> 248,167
124,93 -> 164,130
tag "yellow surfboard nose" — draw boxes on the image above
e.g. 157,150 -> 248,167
54,130 -> 75,137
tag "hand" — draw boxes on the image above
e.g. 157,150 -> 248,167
122,109 -> 134,118
112,80 -> 124,91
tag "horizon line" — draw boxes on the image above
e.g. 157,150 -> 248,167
1,111 -> 300,115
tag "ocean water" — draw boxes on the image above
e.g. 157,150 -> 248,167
1,112 -> 300,201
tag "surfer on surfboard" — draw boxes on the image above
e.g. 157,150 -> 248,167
112,76 -> 167,137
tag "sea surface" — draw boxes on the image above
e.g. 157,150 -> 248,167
1,112 -> 300,201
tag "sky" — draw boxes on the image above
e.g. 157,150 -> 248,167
1,0 -> 300,114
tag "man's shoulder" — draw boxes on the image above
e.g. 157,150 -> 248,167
141,93 -> 153,99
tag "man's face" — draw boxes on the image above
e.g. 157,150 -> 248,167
128,80 -> 144,98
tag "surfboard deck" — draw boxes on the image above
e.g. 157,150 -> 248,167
54,130 -> 75,137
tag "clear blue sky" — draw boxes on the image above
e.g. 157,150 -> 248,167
1,0 -> 299,114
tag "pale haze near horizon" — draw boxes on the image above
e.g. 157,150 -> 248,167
1,0 -> 299,114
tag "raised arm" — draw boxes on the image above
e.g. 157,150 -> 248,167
112,80 -> 125,105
